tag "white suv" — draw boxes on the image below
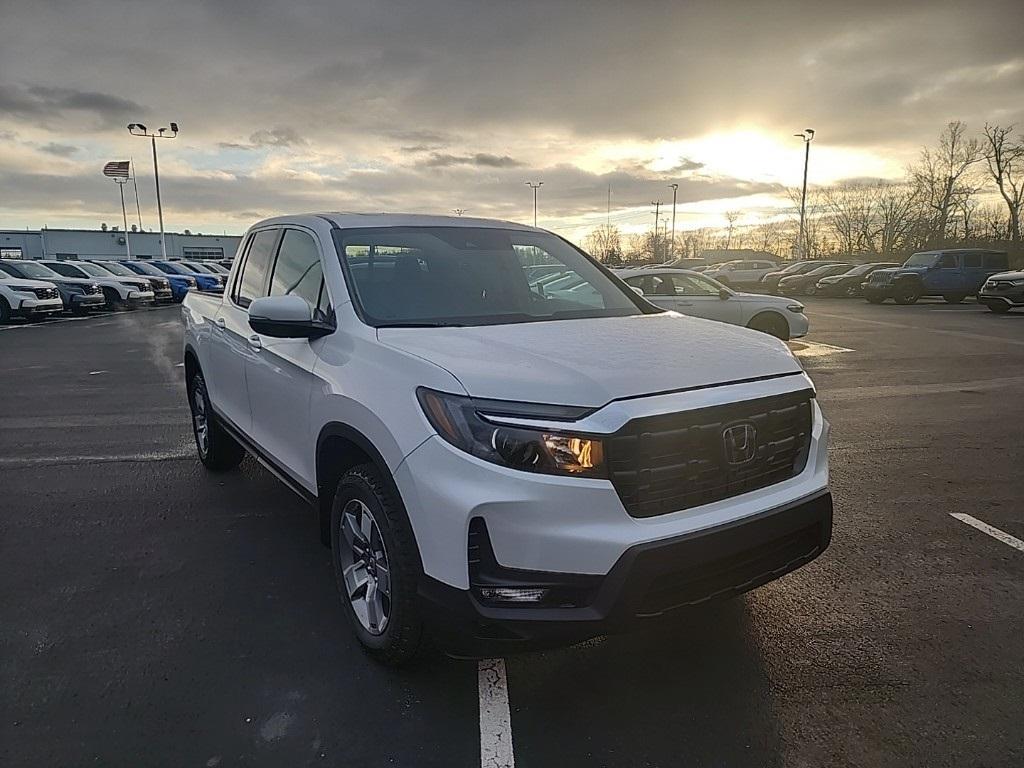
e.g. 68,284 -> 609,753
182,214 -> 832,663
0,273 -> 63,322
40,260 -> 154,309
704,259 -> 779,290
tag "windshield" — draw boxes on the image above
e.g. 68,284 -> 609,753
904,252 -> 938,267
93,261 -> 134,276
845,264 -> 875,277
182,261 -> 215,273
155,262 -> 189,275
126,261 -> 163,276
2,261 -> 61,279
334,227 -> 648,327
74,262 -> 114,277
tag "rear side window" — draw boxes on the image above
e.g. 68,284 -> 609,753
984,252 -> 1009,270
963,253 -> 982,268
234,230 -> 279,307
269,230 -> 326,314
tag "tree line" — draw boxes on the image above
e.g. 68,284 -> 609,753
585,121 -> 1024,264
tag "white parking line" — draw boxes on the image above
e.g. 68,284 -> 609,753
789,340 -> 854,358
950,513 -> 1024,553
478,658 -> 515,768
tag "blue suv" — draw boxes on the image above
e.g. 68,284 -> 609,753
118,260 -> 196,302
863,249 -> 1010,305
151,260 -> 225,293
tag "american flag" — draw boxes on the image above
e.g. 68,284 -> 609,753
102,160 -> 131,178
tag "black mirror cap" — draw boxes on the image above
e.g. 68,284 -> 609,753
248,316 -> 334,339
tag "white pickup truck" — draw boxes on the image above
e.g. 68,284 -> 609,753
182,213 -> 832,664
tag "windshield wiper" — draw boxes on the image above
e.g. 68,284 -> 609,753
376,321 -> 466,328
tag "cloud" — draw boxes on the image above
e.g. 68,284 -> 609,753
249,127 -> 306,147
422,152 -> 524,168
0,84 -> 143,128
37,142 -> 79,157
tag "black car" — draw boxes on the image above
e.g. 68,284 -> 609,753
777,263 -> 854,296
814,262 -> 900,297
760,260 -> 842,294
978,270 -> 1024,313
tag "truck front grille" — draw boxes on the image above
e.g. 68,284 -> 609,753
606,390 -> 814,518
32,287 -> 59,299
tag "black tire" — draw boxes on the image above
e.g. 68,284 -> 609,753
893,287 -> 919,305
804,284 -> 817,296
748,312 -> 790,340
103,287 -> 127,311
943,293 -> 966,304
865,295 -> 884,304
187,371 -> 245,470
0,298 -> 11,324
331,463 -> 424,666
987,303 -> 1011,314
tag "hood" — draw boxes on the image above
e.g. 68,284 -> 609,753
988,270 -> 1024,281
378,312 -> 801,407
45,276 -> 97,287
0,277 -> 59,289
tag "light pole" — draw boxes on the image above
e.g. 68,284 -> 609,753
651,200 -> 661,261
668,183 -> 679,258
128,122 -> 179,260
525,181 -> 543,227
794,128 -> 815,258
103,160 -> 132,258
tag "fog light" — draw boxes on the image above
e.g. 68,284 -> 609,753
478,587 -> 548,603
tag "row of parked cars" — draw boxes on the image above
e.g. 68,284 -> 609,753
0,258 -> 230,322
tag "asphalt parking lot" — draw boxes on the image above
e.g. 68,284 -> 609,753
2,299 -> 1023,767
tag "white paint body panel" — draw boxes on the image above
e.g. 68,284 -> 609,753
183,213 -> 830,591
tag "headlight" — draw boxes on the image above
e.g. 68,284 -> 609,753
64,284 -> 85,293
7,285 -> 39,293
1010,279 -> 1024,286
787,304 -> 805,313
417,388 -> 606,478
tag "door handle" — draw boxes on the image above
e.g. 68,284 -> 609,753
248,335 -> 262,351
213,317 -> 226,329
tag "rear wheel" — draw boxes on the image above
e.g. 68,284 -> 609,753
943,293 -> 967,304
331,463 -> 424,665
865,295 -> 884,304
0,298 -> 11,324
187,371 -> 245,470
748,312 -> 790,340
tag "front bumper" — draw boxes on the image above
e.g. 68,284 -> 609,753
421,491 -> 833,654
862,284 -> 892,300
13,297 -> 63,316
70,294 -> 107,310
127,291 -> 156,306
978,290 -> 1024,309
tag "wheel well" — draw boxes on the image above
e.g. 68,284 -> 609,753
747,310 -> 790,340
184,348 -> 199,383
315,431 -> 375,546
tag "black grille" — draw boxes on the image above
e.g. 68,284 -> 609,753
85,284 -> 102,295
32,287 -> 59,299
606,390 -> 813,518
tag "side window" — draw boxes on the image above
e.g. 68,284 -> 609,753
234,230 -> 279,307
269,229 -> 326,313
963,253 -> 982,269
984,252 -> 1008,270
938,253 -> 956,269
671,274 -> 720,296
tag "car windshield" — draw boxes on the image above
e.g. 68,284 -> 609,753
334,227 -> 647,327
905,252 -> 938,267
74,262 -> 114,277
805,265 -> 842,277
93,262 -> 134,276
3,261 -> 61,279
125,262 -> 164,276
155,262 -> 190,275
183,262 -> 215,273
845,264 -> 875,276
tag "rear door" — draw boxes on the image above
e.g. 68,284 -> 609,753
207,228 -> 281,435
245,227 -> 330,487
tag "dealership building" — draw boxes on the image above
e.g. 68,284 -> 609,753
0,227 -> 243,262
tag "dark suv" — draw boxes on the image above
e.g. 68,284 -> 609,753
864,249 -> 1009,304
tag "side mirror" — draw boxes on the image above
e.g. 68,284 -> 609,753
629,285 -> 645,297
718,288 -> 731,300
248,295 -> 333,339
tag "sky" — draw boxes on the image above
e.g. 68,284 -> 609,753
1,0 -> 1022,242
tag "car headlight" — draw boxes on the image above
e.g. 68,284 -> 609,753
787,304 -> 805,313
1009,279 -> 1024,286
64,284 -> 85,293
417,388 -> 606,478
7,285 -> 39,294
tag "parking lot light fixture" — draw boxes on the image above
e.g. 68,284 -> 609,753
128,122 -> 179,260
794,128 -> 815,258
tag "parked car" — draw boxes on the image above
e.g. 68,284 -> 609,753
151,260 -> 225,292
180,260 -> 230,276
778,263 -> 854,296
39,260 -> 154,310
702,259 -> 778,290
661,257 -> 707,270
977,270 -> 1024,314
760,261 -> 842,294
0,260 -> 106,314
619,268 -> 807,340
814,263 -> 900,297
0,273 -> 63,322
182,213 -> 831,663
863,249 -> 1010,304
119,260 -> 197,302
89,261 -> 174,302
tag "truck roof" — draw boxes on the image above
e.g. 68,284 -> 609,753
253,212 -> 541,232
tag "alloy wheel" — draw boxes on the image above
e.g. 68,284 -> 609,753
339,499 -> 391,635
192,382 -> 209,456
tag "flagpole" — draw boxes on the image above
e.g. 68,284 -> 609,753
117,179 -> 132,259
130,157 -> 143,230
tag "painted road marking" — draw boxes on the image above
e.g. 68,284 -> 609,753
479,658 -> 515,768
789,340 -> 854,358
950,513 -> 1024,553
88,370 -> 107,375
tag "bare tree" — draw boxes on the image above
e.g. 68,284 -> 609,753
870,182 -> 920,256
723,210 -> 741,249
584,223 -> 623,263
751,219 -> 787,256
822,181 -> 877,256
909,121 -> 983,244
982,123 -> 1024,241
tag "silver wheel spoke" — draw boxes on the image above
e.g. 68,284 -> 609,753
365,578 -> 380,630
375,563 -> 390,596
337,499 -> 391,636
359,511 -> 374,542
342,510 -> 363,551
343,561 -> 368,598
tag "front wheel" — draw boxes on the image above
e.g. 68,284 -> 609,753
187,371 -> 245,470
893,287 -> 919,305
804,284 -> 817,296
987,303 -> 1011,314
103,288 -> 127,311
865,295 -> 884,304
748,312 -> 790,340
0,298 -> 11,324
943,293 -> 967,304
331,463 -> 424,665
